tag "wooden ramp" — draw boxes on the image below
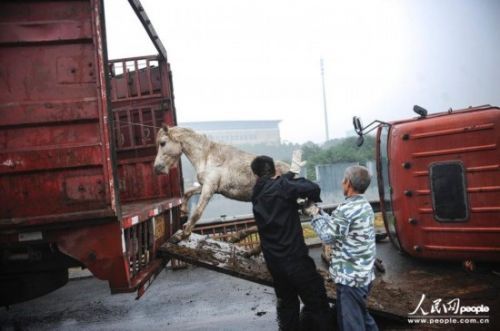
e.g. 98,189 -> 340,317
159,232 -> 411,320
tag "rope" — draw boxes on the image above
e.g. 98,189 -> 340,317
115,120 -> 163,130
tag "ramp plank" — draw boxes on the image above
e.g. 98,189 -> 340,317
159,232 -> 410,320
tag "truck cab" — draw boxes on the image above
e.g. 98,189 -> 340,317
357,105 -> 500,262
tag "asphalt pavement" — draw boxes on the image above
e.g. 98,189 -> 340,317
2,242 -> 498,331
0,264 -> 279,331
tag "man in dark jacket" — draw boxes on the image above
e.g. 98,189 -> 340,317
250,155 -> 332,331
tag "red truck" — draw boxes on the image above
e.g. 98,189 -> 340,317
0,0 -> 184,305
354,105 -> 500,263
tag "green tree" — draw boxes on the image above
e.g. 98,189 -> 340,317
218,135 -> 375,180
303,135 -> 375,180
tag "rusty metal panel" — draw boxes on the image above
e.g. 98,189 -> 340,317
0,0 -> 115,227
0,0 -> 185,304
109,56 -> 181,206
0,1 -> 93,44
383,106 -> 500,261
54,221 -> 130,290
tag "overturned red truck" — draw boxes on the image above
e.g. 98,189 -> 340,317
355,104 -> 500,263
0,0 -> 184,305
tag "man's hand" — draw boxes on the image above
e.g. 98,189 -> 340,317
290,149 -> 306,174
302,202 -> 320,217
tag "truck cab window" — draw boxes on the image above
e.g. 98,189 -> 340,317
430,161 -> 469,222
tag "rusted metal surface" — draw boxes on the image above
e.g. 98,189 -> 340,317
109,56 -> 162,103
0,0 -> 114,224
92,0 -> 119,216
0,0 -> 181,225
109,55 -> 181,204
0,0 -> 184,304
379,106 -> 500,262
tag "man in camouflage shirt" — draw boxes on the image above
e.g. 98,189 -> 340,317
308,165 -> 378,331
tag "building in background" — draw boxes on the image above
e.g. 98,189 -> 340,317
179,120 -> 281,220
315,161 -> 378,203
180,120 -> 281,145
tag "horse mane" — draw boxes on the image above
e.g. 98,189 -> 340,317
167,126 -> 210,147
167,126 -> 254,156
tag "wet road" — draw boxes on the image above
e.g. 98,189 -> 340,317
0,265 -> 279,331
2,243 -> 499,330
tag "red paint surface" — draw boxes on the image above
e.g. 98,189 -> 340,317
0,0 -> 183,298
380,106 -> 500,261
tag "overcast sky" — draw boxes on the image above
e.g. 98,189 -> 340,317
104,0 -> 500,143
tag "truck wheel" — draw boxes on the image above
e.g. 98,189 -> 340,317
0,269 -> 68,306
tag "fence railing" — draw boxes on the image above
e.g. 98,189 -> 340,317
109,56 -> 162,102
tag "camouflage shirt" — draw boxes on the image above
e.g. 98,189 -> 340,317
311,195 -> 376,287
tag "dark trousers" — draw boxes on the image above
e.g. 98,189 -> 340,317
336,283 -> 378,331
267,255 -> 332,331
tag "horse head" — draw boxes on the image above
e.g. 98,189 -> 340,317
154,124 -> 182,175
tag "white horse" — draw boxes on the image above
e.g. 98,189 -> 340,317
154,125 -> 290,242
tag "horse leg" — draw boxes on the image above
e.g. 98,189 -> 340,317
180,185 -> 202,216
171,185 -> 215,242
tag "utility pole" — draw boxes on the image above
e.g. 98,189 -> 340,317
320,58 -> 330,142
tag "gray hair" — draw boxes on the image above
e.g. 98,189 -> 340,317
344,165 -> 371,193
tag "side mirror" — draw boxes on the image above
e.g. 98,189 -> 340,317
353,116 -> 364,146
353,116 -> 363,135
356,135 -> 364,147
352,116 -> 390,147
413,105 -> 428,118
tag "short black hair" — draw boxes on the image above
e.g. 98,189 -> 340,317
251,155 -> 276,178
